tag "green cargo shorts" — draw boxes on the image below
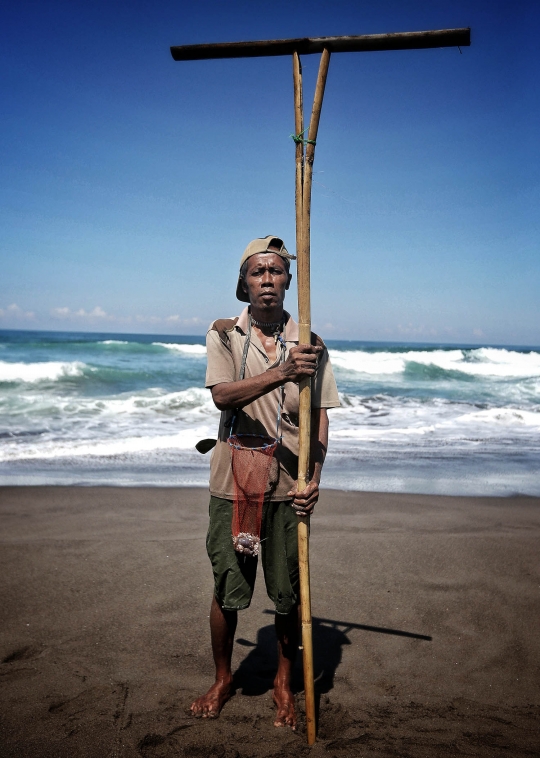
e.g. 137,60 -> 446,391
206,496 -> 300,616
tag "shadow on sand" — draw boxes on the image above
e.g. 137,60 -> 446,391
233,611 -> 432,698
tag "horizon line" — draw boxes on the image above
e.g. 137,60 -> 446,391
1,326 -> 539,352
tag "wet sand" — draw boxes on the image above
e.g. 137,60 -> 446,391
0,486 -> 539,757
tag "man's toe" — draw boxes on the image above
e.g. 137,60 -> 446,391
274,707 -> 296,729
191,706 -> 202,718
284,710 -> 296,729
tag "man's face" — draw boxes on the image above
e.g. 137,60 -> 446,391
241,252 -> 291,310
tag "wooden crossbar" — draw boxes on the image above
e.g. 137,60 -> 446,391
171,28 -> 470,61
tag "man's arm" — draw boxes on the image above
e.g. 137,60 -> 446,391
211,344 -> 322,410
310,406 -> 329,490
287,407 -> 329,516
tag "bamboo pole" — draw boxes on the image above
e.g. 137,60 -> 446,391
293,51 -> 304,276
294,47 -> 331,747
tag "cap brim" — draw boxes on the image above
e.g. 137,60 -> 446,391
236,277 -> 250,302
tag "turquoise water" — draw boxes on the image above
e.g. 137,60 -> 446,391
1,329 -> 539,495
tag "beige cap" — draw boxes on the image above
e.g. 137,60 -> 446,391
236,235 -> 296,302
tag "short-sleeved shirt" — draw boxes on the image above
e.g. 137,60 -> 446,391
205,307 -> 340,501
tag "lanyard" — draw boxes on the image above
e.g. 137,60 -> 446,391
228,314 -> 286,441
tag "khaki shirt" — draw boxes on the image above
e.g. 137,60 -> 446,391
205,307 -> 340,501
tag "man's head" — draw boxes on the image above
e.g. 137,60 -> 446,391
236,236 -> 295,304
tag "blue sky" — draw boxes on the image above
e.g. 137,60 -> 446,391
1,0 -> 538,344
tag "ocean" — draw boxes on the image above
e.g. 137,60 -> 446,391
0,329 -> 539,495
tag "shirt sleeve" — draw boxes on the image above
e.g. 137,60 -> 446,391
312,347 -> 341,409
205,328 -> 236,388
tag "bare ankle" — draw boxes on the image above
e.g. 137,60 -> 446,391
274,675 -> 292,691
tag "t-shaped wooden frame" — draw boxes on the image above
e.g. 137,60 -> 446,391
171,27 -> 471,745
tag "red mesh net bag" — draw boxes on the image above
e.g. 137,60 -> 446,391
229,434 -> 278,557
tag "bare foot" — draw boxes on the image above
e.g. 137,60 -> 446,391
190,678 -> 232,719
273,680 -> 297,730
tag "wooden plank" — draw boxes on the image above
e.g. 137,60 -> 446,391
171,28 -> 470,61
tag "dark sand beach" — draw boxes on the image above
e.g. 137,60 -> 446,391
1,486 -> 539,757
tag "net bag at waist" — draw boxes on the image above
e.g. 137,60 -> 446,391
229,433 -> 278,557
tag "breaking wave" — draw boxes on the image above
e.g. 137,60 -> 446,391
328,347 -> 540,380
0,360 -> 87,384
1,330 -> 538,493
153,342 -> 207,355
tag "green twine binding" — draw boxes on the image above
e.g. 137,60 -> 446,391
290,128 -> 316,146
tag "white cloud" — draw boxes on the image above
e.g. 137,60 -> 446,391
51,307 -> 70,318
166,315 -> 204,326
136,314 -> 205,327
51,306 -> 112,321
0,303 -> 35,321
47,307 -> 205,332
473,328 -> 485,338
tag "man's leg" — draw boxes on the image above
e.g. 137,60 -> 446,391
194,496 -> 257,718
190,596 -> 237,718
273,603 -> 300,729
261,500 -> 302,729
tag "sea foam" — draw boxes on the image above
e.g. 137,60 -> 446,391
0,360 -> 86,384
328,347 -> 540,379
153,342 -> 207,355
0,428 -> 211,462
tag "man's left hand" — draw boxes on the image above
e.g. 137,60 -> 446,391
287,480 -> 320,517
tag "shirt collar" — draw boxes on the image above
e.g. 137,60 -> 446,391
236,306 -> 250,333
236,307 -> 299,343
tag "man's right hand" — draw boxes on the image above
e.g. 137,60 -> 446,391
211,344 -> 323,411
278,344 -> 322,383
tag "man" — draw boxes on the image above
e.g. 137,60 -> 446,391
191,235 -> 340,729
